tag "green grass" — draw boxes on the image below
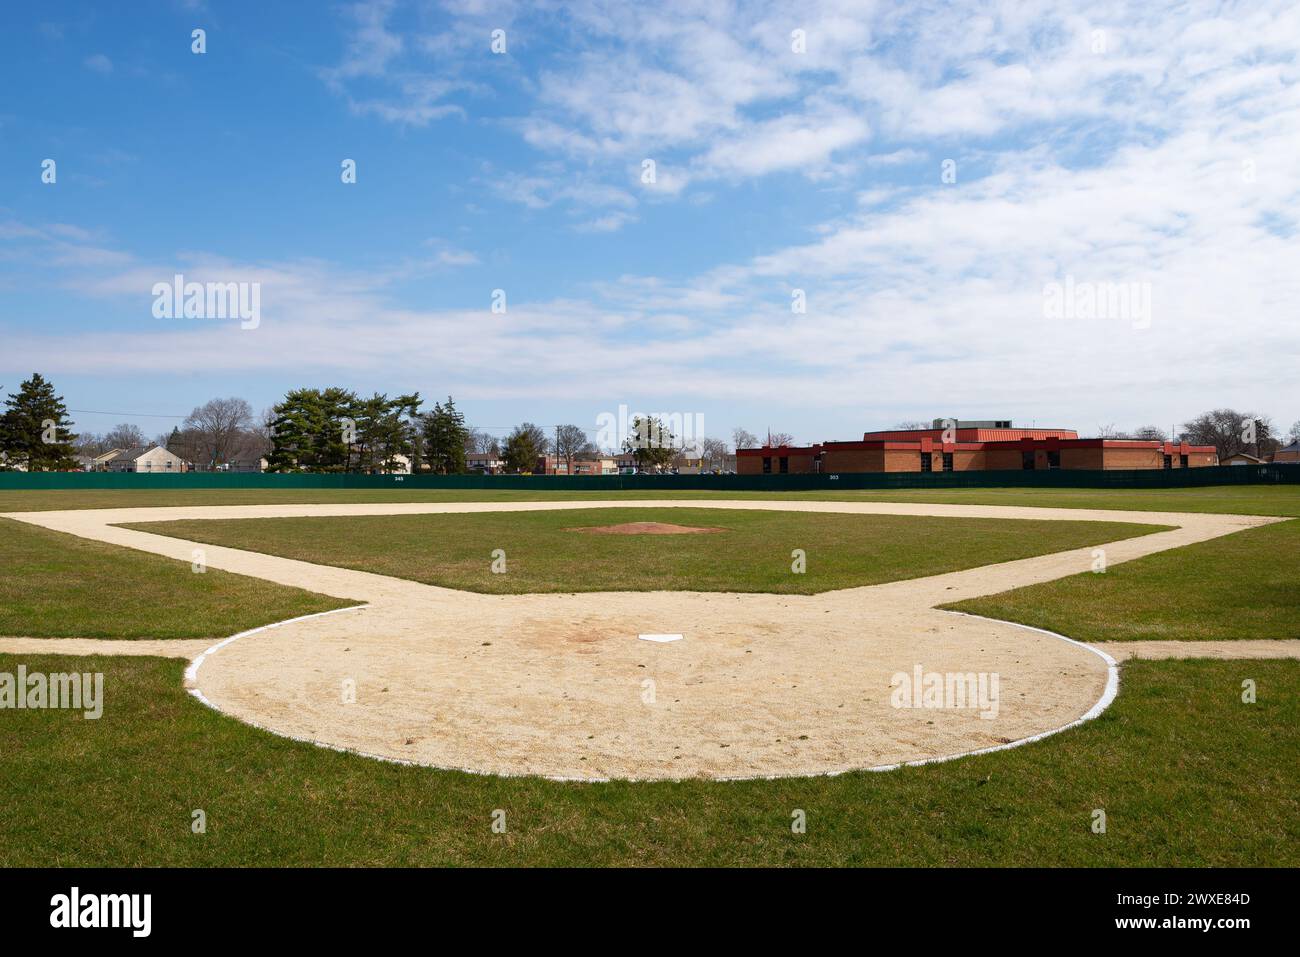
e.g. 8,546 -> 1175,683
949,519 -> 1300,642
1,483 -> 1298,515
0,653 -> 1294,866
0,518 -> 351,639
123,508 -> 1162,595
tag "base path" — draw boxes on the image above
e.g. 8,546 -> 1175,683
2,500 -> 1282,781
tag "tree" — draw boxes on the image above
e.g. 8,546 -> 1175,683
1183,408 -> 1273,460
554,424 -> 595,473
184,397 -> 254,469
266,387 -> 357,472
502,422 -> 548,473
423,396 -> 468,474
894,420 -> 930,431
1095,423 -> 1122,439
1131,425 -> 1168,442
732,428 -> 758,450
699,436 -> 730,470
348,392 -> 421,473
0,373 -> 79,471
464,427 -> 499,457
74,431 -> 110,456
623,415 -> 675,471
104,423 -> 147,449
1289,421 -> 1300,445
766,430 -> 795,447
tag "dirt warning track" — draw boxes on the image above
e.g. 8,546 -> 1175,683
2,500 -> 1280,781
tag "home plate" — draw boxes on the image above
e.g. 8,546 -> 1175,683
638,633 -> 683,643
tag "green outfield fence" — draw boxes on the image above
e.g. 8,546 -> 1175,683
0,464 -> 1296,492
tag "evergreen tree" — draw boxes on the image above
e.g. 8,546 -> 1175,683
422,396 -> 468,474
266,387 -> 356,472
266,388 -> 420,473
0,373 -> 79,471
502,422 -> 548,473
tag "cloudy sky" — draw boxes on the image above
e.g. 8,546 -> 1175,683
1,0 -> 1297,445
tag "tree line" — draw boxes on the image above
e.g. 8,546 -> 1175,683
6,371 -> 1293,473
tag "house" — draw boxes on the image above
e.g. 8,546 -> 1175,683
1272,441 -> 1300,465
91,449 -> 126,470
1222,452 -> 1265,466
737,422 -> 1220,474
380,454 -> 411,475
101,446 -> 187,473
467,452 -> 505,474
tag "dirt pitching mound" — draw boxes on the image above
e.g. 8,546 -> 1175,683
570,521 -> 724,535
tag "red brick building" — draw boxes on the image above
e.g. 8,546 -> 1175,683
736,425 -> 1218,475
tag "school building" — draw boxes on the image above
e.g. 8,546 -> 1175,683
735,422 -> 1219,475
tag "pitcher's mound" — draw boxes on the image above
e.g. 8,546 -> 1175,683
570,521 -> 724,535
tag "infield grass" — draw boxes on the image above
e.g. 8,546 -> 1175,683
123,508 -> 1162,595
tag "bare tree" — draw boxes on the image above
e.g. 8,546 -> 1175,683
1131,425 -> 1167,441
464,427 -> 499,456
1095,423 -> 1122,439
74,431 -> 110,456
699,436 -> 730,470
104,423 -> 147,449
1288,421 -> 1300,445
184,397 -> 254,469
553,424 -> 595,472
732,427 -> 758,450
1183,408 -> 1273,460
894,420 -> 930,431
766,430 -> 796,447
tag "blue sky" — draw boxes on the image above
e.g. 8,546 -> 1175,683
2,0 -> 1298,446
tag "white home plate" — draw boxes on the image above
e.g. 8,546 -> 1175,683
638,633 -> 683,643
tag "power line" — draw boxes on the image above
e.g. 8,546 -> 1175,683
68,408 -> 188,419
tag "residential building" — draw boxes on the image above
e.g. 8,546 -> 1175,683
101,446 -> 187,473
467,452 -> 505,474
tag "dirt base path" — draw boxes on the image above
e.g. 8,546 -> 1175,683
2,500 -> 1283,780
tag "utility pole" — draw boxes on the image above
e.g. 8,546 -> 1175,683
555,425 -> 560,475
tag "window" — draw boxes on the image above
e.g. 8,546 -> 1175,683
762,457 -> 772,474
1047,450 -> 1061,470
1180,454 -> 1189,468
1022,452 -> 1035,470
779,456 -> 789,474
1163,454 -> 1172,469
942,452 -> 954,472
920,452 -> 932,472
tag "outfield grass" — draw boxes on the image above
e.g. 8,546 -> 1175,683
124,508 -> 1161,595
948,518 -> 1300,642
0,518 -> 351,640
1,483 -> 1298,515
0,653 -> 1293,866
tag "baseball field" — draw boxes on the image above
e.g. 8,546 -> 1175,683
1,485 -> 1297,866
